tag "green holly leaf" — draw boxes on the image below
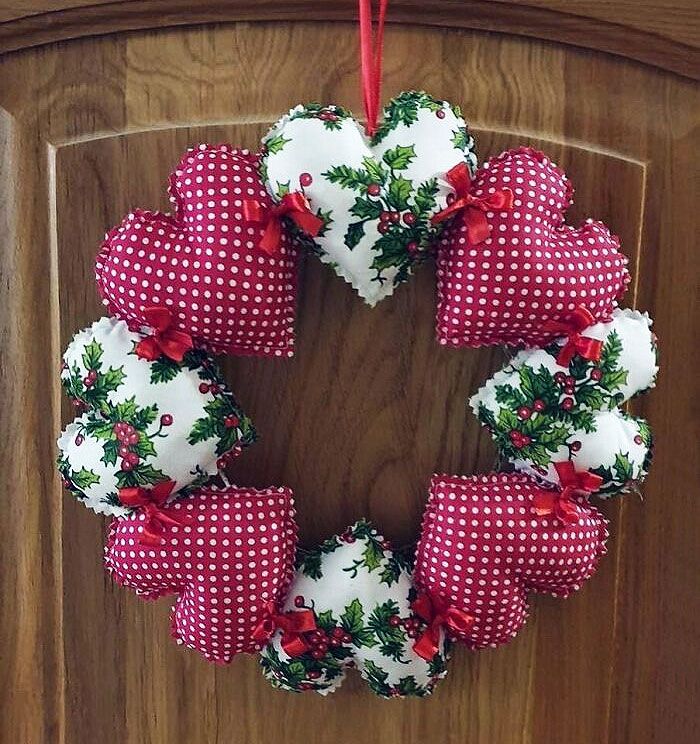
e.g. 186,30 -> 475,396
382,144 -> 416,170
112,397 -> 137,422
370,234 -> 410,273
100,366 -> 126,393
340,599 -> 365,636
494,383 -> 527,408
387,176 -> 412,210
362,659 -> 391,696
477,402 -> 497,432
367,600 -> 406,662
613,452 -> 635,483
362,538 -> 384,572
600,330 -> 623,370
101,439 -> 119,467
451,128 -> 468,151
414,178 -> 439,214
316,610 -> 336,632
188,415 -> 218,445
72,467 -> 100,490
133,404 -> 158,429
299,551 -> 323,579
135,437 -> 157,459
498,408 -> 519,430
536,425 -> 570,452
116,463 -> 167,489
518,442 -> 552,468
150,357 -> 180,384
322,164 -> 372,189
379,554 -> 403,586
83,418 -> 114,440
276,181 -> 290,197
428,651 -> 449,677
362,156 -> 387,184
636,419 -> 652,446
601,368 -> 629,392
81,339 -> 103,371
576,385 -> 606,409
349,196 -> 383,221
265,134 -> 290,154
397,676 -> 423,697
343,221 -> 366,250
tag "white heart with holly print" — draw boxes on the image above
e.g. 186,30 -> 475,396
261,91 -> 477,306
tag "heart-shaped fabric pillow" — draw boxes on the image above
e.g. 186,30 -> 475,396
57,318 -> 255,515
261,91 -> 478,305
435,147 -> 630,347
414,473 -> 608,649
105,485 -> 297,663
96,145 -> 299,357
259,520 -> 449,698
470,309 -> 656,495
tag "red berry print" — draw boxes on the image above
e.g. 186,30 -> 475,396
299,172 -> 313,187
389,615 -> 401,627
367,183 -> 381,196
561,397 -> 575,411
554,372 -> 567,385
160,414 -> 173,427
75,434 -> 84,446
533,399 -> 545,412
402,212 -> 416,225
224,415 -> 239,429
571,440 -> 582,452
294,595 -> 305,608
388,211 -> 400,223
308,670 -> 322,680
634,435 -> 643,445
591,368 -> 603,381
120,458 -> 135,472
377,222 -> 389,234
199,383 -> 210,394
436,109 -> 446,119
517,406 -> 532,420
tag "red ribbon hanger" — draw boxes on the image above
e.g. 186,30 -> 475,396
251,601 -> 318,657
118,480 -> 192,546
359,0 -> 388,136
431,162 -> 514,245
243,192 -> 323,255
410,591 -> 474,661
532,461 -> 603,525
542,305 -> 603,367
135,306 -> 193,363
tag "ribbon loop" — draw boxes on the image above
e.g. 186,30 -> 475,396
118,480 -> 191,545
135,306 -> 193,363
533,462 -> 603,525
431,163 -> 513,245
359,0 -> 388,136
542,305 -> 603,367
252,601 -> 317,657
411,591 -> 473,661
243,192 -> 323,255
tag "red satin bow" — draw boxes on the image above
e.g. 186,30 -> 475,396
542,305 -> 603,367
243,192 -> 323,255
410,591 -> 474,661
431,162 -> 514,245
118,480 -> 191,546
135,306 -> 193,363
251,601 -> 317,657
533,461 -> 603,525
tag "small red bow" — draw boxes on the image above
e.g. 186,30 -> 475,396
118,480 -> 191,545
431,162 -> 514,245
251,601 -> 317,657
533,461 -> 603,525
410,591 -> 474,661
243,192 -> 323,255
542,305 -> 603,367
135,306 -> 193,363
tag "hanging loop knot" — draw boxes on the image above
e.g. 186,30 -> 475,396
542,305 -> 603,367
431,162 -> 514,245
135,306 -> 193,363
243,192 -> 323,255
118,480 -> 191,545
251,600 -> 317,657
410,591 -> 474,661
532,461 -> 603,525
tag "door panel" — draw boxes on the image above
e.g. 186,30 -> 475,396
1,16 -> 698,744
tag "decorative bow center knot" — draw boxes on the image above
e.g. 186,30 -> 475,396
431,162 -> 514,245
533,461 -> 604,525
252,600 -> 317,657
542,305 -> 603,367
410,591 -> 474,661
243,192 -> 323,255
118,479 -> 192,545
135,306 -> 194,363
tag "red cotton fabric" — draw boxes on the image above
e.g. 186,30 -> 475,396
435,147 -> 629,348
105,485 -> 298,664
414,473 -> 608,649
96,144 -> 299,358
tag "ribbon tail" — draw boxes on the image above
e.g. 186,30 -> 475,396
291,210 -> 324,238
259,218 -> 282,255
532,491 -> 556,517
280,633 -> 309,658
465,208 -> 492,244
412,629 -> 440,661
555,340 -> 577,367
556,499 -> 581,525
135,336 -> 163,362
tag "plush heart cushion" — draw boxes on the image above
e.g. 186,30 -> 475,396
262,91 -> 477,305
105,485 -> 297,664
470,309 -> 656,495
414,473 -> 608,649
259,520 -> 449,698
96,144 -> 299,357
58,317 -> 255,515
435,147 -> 630,347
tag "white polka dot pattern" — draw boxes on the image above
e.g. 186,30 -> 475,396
435,147 -> 630,348
105,485 -> 297,663
414,473 -> 608,649
95,145 -> 299,358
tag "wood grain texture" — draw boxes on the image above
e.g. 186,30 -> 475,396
1,17 -> 699,744
0,0 -> 698,79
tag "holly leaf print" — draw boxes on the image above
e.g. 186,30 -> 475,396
414,178 -> 439,214
451,128 -> 469,151
81,339 -> 103,371
600,330 -> 623,369
265,134 -> 290,155
613,452 -> 634,483
362,659 -> 391,697
387,176 -> 412,210
382,144 -> 416,170
100,366 -> 126,394
349,196 -> 383,221
477,402 -> 498,432
362,538 -> 384,572
298,550 -> 323,579
322,164 -> 372,189
600,368 -> 629,393
575,385 -> 606,409
495,383 -> 527,409
133,404 -> 158,429
367,600 -> 407,662
636,419 -> 653,446
101,439 -> 119,466
379,554 -> 404,586
112,397 -> 138,422
72,467 -> 100,490
150,356 -> 180,384
115,463 -> 167,489
316,610 -> 336,632
344,221 -> 366,250
339,599 -> 376,648
362,156 -> 387,184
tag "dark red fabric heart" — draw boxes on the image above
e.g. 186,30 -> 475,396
96,144 -> 299,358
435,147 -> 629,348
104,485 -> 297,663
414,472 -> 608,649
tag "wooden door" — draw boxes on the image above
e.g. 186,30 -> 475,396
1,3 -> 698,743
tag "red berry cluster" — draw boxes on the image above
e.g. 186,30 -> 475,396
389,614 -> 421,639
318,111 -> 339,122
83,369 -> 98,388
198,382 -> 221,395
113,421 -> 141,471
